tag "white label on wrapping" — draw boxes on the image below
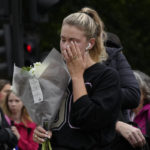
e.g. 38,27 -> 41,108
29,78 -> 43,104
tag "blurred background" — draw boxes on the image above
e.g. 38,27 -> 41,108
0,0 -> 150,79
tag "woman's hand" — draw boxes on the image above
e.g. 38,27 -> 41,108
11,126 -> 20,140
116,121 -> 146,148
62,41 -> 86,79
33,126 -> 52,144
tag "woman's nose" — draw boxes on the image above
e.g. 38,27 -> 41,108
12,101 -> 16,105
62,42 -> 70,50
63,43 -> 68,50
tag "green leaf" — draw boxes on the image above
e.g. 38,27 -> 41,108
22,66 -> 32,72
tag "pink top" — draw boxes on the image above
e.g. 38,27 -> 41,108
5,116 -> 39,150
14,121 -> 39,150
134,103 -> 150,135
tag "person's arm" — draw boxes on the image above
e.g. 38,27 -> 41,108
71,68 -> 121,130
117,51 -> 140,109
0,128 -> 15,142
0,109 -> 18,148
116,121 -> 146,148
63,41 -> 87,103
63,42 -> 120,130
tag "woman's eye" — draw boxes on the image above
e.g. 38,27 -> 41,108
15,100 -> 20,103
74,40 -> 79,43
61,39 -> 66,42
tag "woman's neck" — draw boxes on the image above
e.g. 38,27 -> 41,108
11,112 -> 21,123
86,57 -> 96,69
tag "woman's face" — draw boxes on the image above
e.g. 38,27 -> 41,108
0,84 -> 11,106
60,24 -> 88,56
8,93 -> 23,114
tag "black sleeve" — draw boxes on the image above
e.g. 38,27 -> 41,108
0,128 -> 11,142
0,128 -> 18,148
116,52 -> 140,109
0,109 -> 18,148
70,68 -> 121,130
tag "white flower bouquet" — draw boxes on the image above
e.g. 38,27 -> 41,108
12,48 -> 70,150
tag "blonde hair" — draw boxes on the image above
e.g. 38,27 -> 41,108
62,7 -> 108,62
3,91 -> 32,127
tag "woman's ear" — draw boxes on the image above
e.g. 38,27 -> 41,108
89,38 -> 95,50
86,43 -> 91,50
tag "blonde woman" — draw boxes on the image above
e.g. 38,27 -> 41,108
4,91 -> 39,150
33,7 -> 121,150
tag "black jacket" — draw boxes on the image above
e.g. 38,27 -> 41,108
51,63 -> 121,150
104,47 -> 140,121
0,108 -> 18,150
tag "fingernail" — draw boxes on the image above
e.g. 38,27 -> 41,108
48,135 -> 51,139
44,134 -> 50,139
45,132 -> 48,135
44,134 -> 48,138
67,45 -> 70,48
42,139 -> 45,142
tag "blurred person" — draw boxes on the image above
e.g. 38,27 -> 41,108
33,7 -> 121,150
0,107 -> 18,150
115,70 -> 150,150
0,79 -> 11,108
132,71 -> 150,140
104,33 -> 148,149
104,32 -> 140,122
105,32 -> 123,48
3,91 -> 39,150
111,68 -> 150,150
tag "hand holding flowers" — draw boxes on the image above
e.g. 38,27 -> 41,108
12,48 -> 70,150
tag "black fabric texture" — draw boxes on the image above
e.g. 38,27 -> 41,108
51,63 -> 121,150
104,47 -> 141,122
0,108 -> 18,150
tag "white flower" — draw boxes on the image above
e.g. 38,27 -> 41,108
29,67 -> 35,76
33,62 -> 42,73
22,62 -> 42,77
34,62 -> 42,67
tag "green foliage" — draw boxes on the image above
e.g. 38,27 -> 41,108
39,0 -> 150,75
22,66 -> 32,71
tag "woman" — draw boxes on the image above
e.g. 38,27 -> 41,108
104,33 -> 146,149
112,70 -> 150,150
0,79 -> 11,108
33,7 -> 121,150
133,71 -> 150,140
3,91 -> 39,150
104,33 -> 140,114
